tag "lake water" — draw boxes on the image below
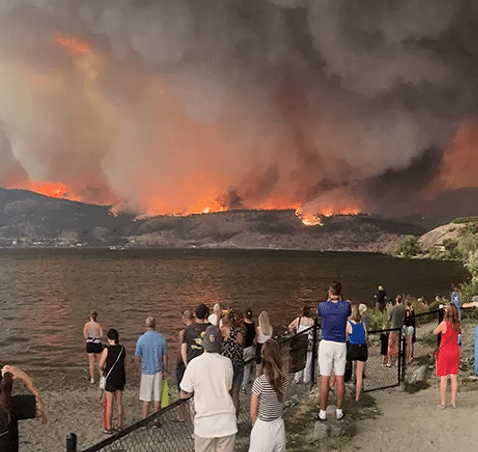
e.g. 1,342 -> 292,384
0,248 -> 468,388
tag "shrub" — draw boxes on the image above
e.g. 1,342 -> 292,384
452,217 -> 478,224
442,238 -> 462,260
368,308 -> 389,331
397,235 -> 421,258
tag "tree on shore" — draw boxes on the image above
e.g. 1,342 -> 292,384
397,235 -> 421,258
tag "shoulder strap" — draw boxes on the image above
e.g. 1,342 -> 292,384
105,346 -> 124,381
437,327 -> 458,352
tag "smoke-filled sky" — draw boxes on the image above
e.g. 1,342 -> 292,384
1,0 -> 478,217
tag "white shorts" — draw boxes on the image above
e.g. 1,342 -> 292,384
318,340 -> 347,377
195,434 -> 235,452
248,417 -> 285,452
403,325 -> 414,336
139,372 -> 163,402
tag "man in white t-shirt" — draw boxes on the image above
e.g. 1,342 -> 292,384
180,325 -> 237,452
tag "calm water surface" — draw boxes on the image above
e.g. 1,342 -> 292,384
0,248 -> 468,388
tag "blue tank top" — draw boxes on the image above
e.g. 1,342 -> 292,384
348,321 -> 366,345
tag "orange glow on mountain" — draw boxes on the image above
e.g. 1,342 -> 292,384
10,181 -> 81,201
54,32 -> 91,55
322,207 -> 359,217
6,178 -> 363,221
441,119 -> 478,189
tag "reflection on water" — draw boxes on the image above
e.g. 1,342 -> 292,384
0,248 -> 468,388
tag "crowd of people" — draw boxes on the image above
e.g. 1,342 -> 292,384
2,281 -> 476,452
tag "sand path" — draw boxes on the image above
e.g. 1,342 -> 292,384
352,384 -> 478,452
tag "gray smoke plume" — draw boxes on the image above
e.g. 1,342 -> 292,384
0,0 -> 477,216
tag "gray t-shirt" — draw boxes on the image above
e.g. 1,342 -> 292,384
389,304 -> 405,330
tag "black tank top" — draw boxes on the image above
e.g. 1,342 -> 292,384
244,321 -> 256,348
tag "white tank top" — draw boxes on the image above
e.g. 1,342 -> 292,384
257,327 -> 272,344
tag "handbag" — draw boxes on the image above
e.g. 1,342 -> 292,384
100,345 -> 124,390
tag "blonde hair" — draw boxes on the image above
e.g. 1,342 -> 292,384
258,310 -> 272,336
358,303 -> 367,315
350,305 -> 361,323
261,339 -> 286,402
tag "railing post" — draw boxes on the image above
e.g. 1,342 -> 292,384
400,328 -> 406,382
310,317 -> 319,386
66,433 -> 77,452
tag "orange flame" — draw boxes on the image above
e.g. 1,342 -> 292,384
295,210 -> 322,226
9,181 -> 82,201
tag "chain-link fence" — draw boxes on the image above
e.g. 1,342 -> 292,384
359,327 -> 401,392
67,334 -> 304,452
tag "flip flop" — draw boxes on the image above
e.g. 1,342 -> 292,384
102,429 -> 113,435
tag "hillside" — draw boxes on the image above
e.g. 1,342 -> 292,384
0,187 -> 425,251
128,209 -> 425,252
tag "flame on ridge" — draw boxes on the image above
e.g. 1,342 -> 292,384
10,181 -> 82,201
295,210 -> 322,226
7,178 -> 363,222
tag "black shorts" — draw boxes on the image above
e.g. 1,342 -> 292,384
347,343 -> 368,362
176,361 -> 186,390
106,381 -> 125,392
86,342 -> 103,354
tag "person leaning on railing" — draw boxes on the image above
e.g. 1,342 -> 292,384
0,365 -> 47,452
462,297 -> 478,310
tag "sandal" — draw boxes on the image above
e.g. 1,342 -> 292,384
114,426 -> 123,432
438,404 -> 446,410
102,429 -> 113,434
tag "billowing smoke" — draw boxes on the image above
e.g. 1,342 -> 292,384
0,0 -> 478,216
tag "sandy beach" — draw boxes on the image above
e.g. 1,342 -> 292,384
18,384 -> 142,452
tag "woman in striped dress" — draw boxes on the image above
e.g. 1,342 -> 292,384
249,338 -> 289,452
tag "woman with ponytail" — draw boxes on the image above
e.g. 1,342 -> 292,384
0,365 -> 47,451
248,339 -> 289,452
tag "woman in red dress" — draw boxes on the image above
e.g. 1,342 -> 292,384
433,304 -> 460,409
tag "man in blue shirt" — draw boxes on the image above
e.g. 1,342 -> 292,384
316,281 -> 351,421
135,316 -> 168,419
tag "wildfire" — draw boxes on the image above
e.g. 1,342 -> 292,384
295,206 -> 361,226
11,181 -> 82,201
322,207 -> 359,217
295,210 -> 323,226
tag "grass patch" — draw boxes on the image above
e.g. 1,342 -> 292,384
285,389 -> 381,451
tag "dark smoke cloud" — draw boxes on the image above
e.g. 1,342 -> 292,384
0,0 -> 477,215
